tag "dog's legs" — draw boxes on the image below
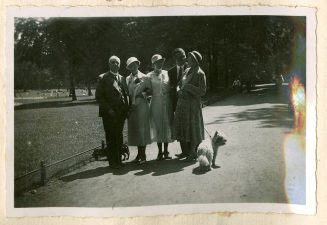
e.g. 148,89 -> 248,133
212,148 -> 218,167
208,155 -> 212,169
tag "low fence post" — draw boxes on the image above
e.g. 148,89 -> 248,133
15,144 -> 102,192
101,140 -> 105,150
40,160 -> 46,185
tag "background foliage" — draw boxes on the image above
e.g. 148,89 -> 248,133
14,16 -> 305,99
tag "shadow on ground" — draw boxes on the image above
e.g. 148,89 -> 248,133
60,158 -> 196,182
206,104 -> 293,129
210,84 -> 290,107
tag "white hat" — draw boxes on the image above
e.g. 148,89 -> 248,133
151,54 -> 165,65
108,55 -> 121,65
126,57 -> 141,69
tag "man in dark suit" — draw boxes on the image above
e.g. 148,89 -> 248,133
95,56 -> 129,169
168,48 -> 188,113
168,48 -> 189,159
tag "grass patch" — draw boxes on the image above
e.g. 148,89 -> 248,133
14,97 -> 106,178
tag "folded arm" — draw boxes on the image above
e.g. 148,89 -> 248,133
182,72 -> 206,97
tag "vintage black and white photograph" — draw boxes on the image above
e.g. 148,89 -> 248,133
6,6 -> 316,217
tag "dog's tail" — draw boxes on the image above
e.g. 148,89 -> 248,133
198,155 -> 209,167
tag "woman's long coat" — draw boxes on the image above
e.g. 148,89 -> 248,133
173,66 -> 206,148
126,71 -> 152,146
147,70 -> 174,143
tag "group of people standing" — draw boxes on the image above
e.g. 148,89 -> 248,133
95,48 -> 206,169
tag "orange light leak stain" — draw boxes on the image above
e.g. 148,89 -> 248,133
289,76 -> 306,134
284,75 -> 306,205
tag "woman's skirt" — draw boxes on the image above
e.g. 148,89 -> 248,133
173,97 -> 204,147
127,97 -> 152,146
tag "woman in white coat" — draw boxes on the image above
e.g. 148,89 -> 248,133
147,54 -> 174,160
126,57 -> 152,164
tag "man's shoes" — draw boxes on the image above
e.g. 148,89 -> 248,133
109,164 -> 122,169
175,153 -> 187,159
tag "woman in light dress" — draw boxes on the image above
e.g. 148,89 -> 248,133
126,57 -> 152,164
174,51 -> 206,161
147,54 -> 174,160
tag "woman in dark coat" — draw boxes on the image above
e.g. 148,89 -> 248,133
174,51 -> 206,161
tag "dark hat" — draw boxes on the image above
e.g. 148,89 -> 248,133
188,51 -> 202,64
173,48 -> 186,59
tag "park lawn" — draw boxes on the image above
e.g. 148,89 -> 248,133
14,99 -> 106,178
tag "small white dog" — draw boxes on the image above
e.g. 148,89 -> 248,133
197,131 -> 227,171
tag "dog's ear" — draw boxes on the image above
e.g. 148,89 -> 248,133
214,131 -> 218,137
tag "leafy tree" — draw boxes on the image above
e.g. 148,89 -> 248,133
14,16 -> 303,98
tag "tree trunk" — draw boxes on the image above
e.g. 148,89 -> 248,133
208,48 -> 214,91
69,67 -> 77,101
212,52 -> 218,90
87,82 -> 93,96
223,39 -> 229,88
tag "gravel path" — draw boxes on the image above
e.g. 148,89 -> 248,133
15,87 -> 304,208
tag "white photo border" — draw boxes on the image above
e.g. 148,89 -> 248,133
5,6 -> 317,217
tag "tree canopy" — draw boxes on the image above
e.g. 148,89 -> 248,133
14,16 -> 305,98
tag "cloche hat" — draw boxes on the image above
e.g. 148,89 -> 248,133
151,54 -> 165,65
108,55 -> 121,65
188,51 -> 202,64
126,57 -> 140,69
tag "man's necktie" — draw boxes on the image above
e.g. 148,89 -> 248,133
178,66 -> 183,80
114,75 -> 125,104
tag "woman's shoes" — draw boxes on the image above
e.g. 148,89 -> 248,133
157,153 -> 164,161
157,152 -> 172,160
175,153 -> 187,159
132,154 -> 146,164
132,155 -> 140,163
164,152 -> 172,159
